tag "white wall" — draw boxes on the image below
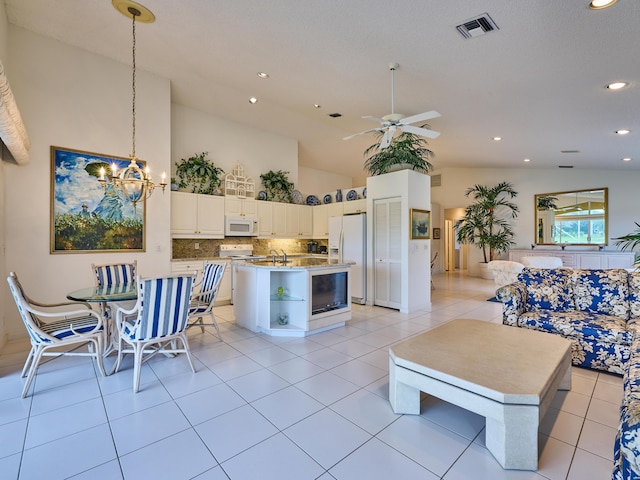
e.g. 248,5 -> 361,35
171,104 -> 298,188
431,167 -> 640,274
297,166 -> 353,198
2,26 -> 172,341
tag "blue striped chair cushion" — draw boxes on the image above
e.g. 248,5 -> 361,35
95,263 -> 136,287
126,276 -> 194,341
198,263 -> 225,305
37,315 -> 102,342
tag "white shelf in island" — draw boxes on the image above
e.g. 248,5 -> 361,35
233,258 -> 352,337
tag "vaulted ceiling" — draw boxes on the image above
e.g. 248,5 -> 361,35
5,0 -> 640,179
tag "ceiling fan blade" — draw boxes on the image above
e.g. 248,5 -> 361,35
342,128 -> 383,140
379,129 -> 393,149
362,115 -> 386,124
399,110 -> 441,125
400,124 -> 440,139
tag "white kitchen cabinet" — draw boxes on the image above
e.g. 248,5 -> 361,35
224,197 -> 257,217
257,201 -> 287,237
171,192 -> 225,238
170,259 -> 231,305
285,204 -> 312,237
343,198 -> 366,215
312,203 -> 343,238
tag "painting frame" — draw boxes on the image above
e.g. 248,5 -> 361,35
410,208 -> 431,240
50,145 -> 146,254
433,227 -> 441,240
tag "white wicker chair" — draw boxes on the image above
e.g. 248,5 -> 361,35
487,260 -> 525,289
113,274 -> 196,393
187,262 -> 226,338
7,272 -> 106,397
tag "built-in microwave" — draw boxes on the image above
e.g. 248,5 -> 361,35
225,216 -> 259,236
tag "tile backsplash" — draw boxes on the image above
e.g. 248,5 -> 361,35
172,238 -> 329,259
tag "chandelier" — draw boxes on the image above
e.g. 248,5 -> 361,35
100,0 -> 166,208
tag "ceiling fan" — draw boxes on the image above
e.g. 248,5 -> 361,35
343,62 -> 441,149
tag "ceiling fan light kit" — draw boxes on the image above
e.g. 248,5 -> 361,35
344,62 -> 440,150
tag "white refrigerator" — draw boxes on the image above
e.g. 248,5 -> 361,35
329,213 -> 367,304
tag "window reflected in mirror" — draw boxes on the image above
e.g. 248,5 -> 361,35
534,188 -> 608,245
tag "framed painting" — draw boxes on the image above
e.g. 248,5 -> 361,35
433,227 -> 441,240
410,208 -> 431,240
50,146 -> 146,253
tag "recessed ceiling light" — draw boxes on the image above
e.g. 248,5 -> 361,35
313,104 -> 322,109
589,0 -> 617,9
249,97 -> 258,104
622,157 -> 632,162
493,136 -> 502,141
523,158 -> 531,163
607,81 -> 628,90
257,72 -> 269,79
616,129 -> 630,135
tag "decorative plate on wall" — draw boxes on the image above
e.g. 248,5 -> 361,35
305,195 -> 320,206
323,194 -> 332,204
257,190 -> 267,201
292,189 -> 304,204
346,189 -> 358,201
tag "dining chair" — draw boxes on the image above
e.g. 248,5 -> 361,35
112,274 -> 196,393
188,262 -> 226,339
91,260 -> 137,287
430,251 -> 438,290
6,272 -> 106,397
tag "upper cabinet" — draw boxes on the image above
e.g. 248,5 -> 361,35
312,203 -> 344,238
285,204 -> 313,238
171,192 -> 225,238
257,202 -> 311,237
343,198 -> 366,215
225,197 -> 257,217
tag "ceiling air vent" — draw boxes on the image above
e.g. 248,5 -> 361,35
456,13 -> 498,39
430,174 -> 441,187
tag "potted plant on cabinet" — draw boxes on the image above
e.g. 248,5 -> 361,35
260,170 -> 294,203
174,152 -> 224,195
455,182 -> 519,279
363,127 -> 435,176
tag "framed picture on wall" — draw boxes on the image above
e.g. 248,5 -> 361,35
50,145 -> 146,253
410,208 -> 431,240
433,227 -> 441,240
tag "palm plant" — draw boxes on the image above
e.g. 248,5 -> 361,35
455,182 -> 519,263
614,222 -> 640,267
363,127 -> 434,176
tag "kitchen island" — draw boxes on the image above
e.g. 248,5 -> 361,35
233,258 -> 352,337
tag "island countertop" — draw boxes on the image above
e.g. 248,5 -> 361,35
235,257 -> 353,269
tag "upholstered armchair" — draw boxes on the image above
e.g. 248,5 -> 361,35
488,260 -> 525,289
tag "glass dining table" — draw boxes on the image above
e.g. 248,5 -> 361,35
67,283 -> 138,359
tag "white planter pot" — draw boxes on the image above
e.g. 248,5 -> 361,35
478,262 -> 494,280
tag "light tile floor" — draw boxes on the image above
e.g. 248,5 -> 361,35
0,272 -> 621,479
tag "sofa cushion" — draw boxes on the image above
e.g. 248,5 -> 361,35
629,271 -> 640,320
570,269 -> 630,319
518,310 -> 632,345
518,268 -> 575,312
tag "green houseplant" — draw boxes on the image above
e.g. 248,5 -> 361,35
363,128 -> 435,176
455,182 -> 520,264
175,152 -> 224,195
260,170 -> 294,203
614,222 -> 640,268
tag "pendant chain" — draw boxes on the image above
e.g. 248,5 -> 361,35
131,13 -> 136,159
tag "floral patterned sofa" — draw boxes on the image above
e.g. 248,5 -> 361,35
496,267 -> 640,479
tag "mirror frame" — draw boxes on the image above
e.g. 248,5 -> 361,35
534,187 -> 608,246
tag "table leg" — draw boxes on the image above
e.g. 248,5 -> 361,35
389,358 -> 421,414
486,404 -> 539,470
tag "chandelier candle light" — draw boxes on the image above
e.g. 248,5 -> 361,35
100,0 -> 166,208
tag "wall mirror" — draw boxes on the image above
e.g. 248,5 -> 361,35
534,188 -> 608,245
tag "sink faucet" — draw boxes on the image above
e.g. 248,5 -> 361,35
269,249 -> 280,263
281,249 -> 287,263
